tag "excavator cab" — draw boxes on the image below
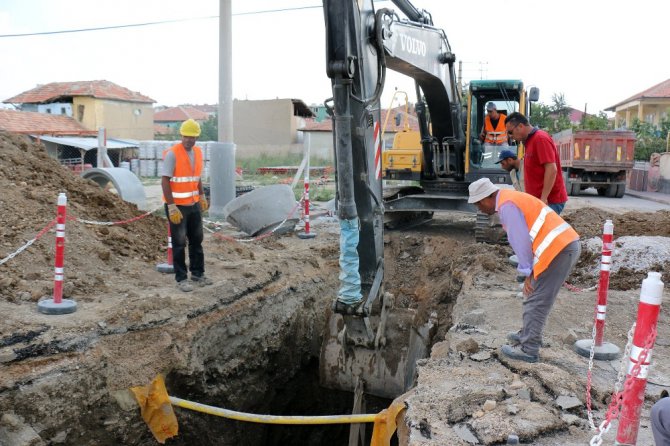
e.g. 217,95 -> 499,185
464,79 -> 537,183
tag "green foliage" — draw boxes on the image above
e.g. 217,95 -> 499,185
528,101 -> 571,132
630,117 -> 670,161
550,93 -> 569,117
581,111 -> 610,130
199,114 -> 218,141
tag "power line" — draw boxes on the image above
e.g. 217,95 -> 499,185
0,5 -> 322,39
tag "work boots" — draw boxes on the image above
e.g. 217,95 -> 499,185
191,275 -> 213,287
177,280 -> 194,292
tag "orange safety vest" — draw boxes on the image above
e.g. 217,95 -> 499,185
498,189 -> 578,277
484,113 -> 507,145
162,143 -> 203,205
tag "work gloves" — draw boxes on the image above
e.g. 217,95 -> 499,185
199,197 -> 209,212
167,204 -> 183,224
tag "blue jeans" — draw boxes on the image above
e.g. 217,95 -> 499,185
549,202 -> 565,215
165,203 -> 204,283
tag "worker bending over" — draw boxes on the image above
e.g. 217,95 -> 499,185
468,178 -> 581,363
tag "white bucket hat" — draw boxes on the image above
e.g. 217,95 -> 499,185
468,178 -> 499,203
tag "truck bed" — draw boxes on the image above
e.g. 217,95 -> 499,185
554,129 -> 635,170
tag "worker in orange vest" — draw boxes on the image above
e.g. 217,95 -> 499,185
479,102 -> 509,145
161,119 -> 213,292
468,178 -> 581,363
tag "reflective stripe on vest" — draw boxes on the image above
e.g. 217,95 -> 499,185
533,222 -> 571,267
484,114 -> 507,144
164,143 -> 203,206
498,189 -> 578,277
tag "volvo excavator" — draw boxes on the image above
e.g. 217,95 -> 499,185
319,0 -> 538,410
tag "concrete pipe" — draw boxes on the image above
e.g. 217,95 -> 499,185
81,168 -> 147,210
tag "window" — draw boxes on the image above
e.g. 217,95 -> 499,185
78,105 -> 85,121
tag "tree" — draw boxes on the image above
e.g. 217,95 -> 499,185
199,114 -> 218,141
550,93 -> 569,118
581,112 -> 610,131
631,117 -> 670,161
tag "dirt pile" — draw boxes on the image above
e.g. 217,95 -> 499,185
563,207 -> 670,290
0,131 -> 165,303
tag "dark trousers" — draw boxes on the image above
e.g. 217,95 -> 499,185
520,240 -> 581,355
652,397 -> 670,445
165,203 -> 204,283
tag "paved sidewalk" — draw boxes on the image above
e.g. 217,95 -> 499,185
625,189 -> 670,206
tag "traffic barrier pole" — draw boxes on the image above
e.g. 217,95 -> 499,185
575,219 -> 620,360
615,271 -> 664,445
37,193 -> 77,315
298,146 -> 316,240
156,222 -> 175,273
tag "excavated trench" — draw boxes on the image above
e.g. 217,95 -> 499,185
0,221 -> 478,446
141,225 -> 471,446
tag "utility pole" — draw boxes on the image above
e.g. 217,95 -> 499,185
209,0 -> 236,219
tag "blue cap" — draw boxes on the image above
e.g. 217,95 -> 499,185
494,149 -> 517,164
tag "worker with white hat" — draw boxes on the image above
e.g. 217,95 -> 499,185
468,178 -> 581,363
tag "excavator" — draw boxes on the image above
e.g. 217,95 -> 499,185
318,0 -> 539,410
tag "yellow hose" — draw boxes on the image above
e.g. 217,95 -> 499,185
169,396 -> 378,425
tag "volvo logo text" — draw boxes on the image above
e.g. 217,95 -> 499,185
399,34 -> 426,56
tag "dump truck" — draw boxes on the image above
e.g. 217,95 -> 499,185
554,129 -> 636,198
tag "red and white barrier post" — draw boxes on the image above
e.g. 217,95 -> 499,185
37,193 -> 77,314
615,271 -> 664,445
575,219 -> 620,360
156,222 -> 175,273
298,146 -> 316,239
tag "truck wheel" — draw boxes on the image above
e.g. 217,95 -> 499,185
569,182 -> 581,196
596,187 -> 606,196
605,183 -> 617,197
615,183 -> 626,198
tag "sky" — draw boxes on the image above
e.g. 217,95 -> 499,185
0,0 -> 667,115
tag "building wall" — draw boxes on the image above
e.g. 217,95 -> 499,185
73,97 -> 154,139
613,99 -> 670,129
234,99 -> 295,145
301,131 -> 334,161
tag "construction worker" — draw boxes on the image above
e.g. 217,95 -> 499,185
479,102 -> 508,145
495,149 -> 524,192
652,392 -> 670,445
468,178 -> 581,363
505,112 -> 568,214
161,119 -> 213,292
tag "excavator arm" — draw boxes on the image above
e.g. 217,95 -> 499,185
320,0 -> 442,400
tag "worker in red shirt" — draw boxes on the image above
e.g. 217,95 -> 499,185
505,112 -> 568,214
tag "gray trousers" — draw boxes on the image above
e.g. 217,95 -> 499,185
652,397 -> 670,445
520,240 -> 581,355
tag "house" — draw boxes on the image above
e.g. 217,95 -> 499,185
0,109 -> 91,135
3,80 -> 155,140
299,105 -> 421,161
154,105 -> 210,133
234,98 -> 314,146
0,108 -> 138,170
606,78 -> 670,129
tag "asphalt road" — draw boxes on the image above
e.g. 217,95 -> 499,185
566,188 -> 669,214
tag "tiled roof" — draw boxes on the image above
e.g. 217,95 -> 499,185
153,124 -> 173,135
154,106 -> 209,122
3,80 -> 155,104
607,78 -> 670,110
187,104 -> 218,114
301,105 -> 420,132
0,109 -> 92,135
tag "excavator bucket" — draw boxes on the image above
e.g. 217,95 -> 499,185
319,297 -> 437,399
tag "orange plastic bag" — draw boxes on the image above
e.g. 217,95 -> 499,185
130,375 -> 179,444
370,400 -> 406,446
